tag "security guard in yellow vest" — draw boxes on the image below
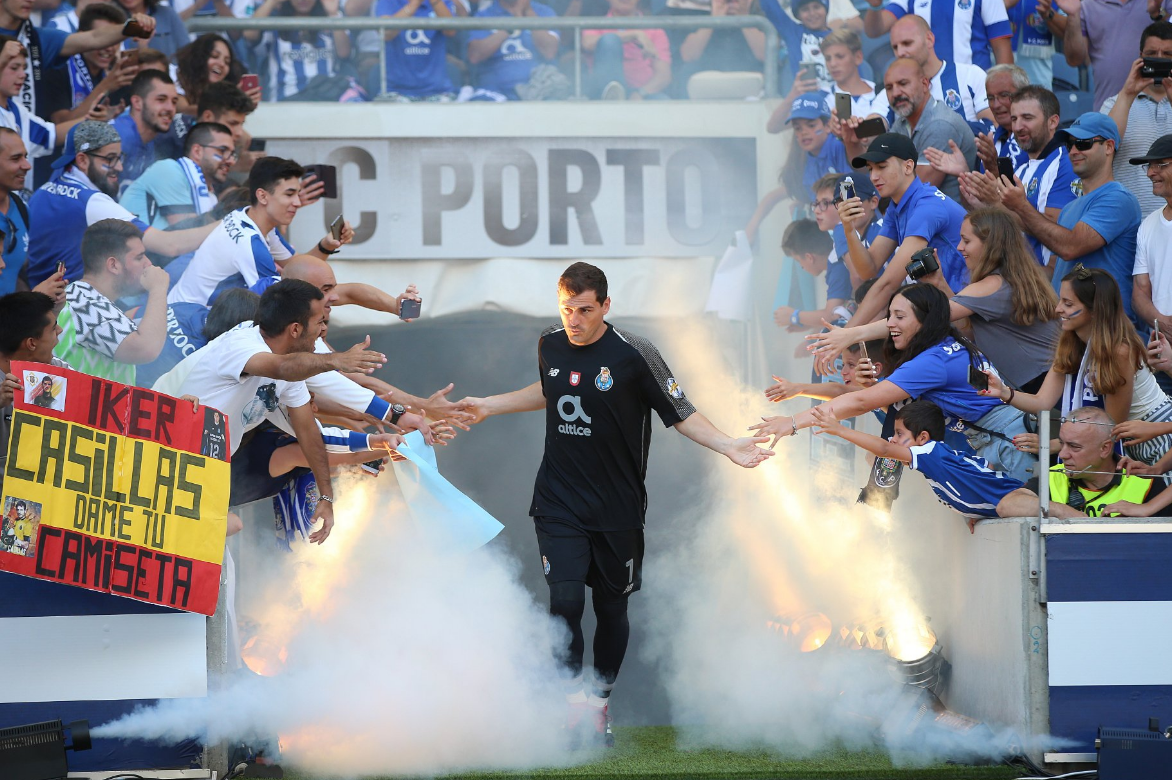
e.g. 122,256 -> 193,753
997,407 -> 1171,519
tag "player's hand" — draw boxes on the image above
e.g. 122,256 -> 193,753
141,264 -> 170,293
308,499 -> 334,544
390,410 -> 436,445
32,268 -> 67,304
0,372 -> 18,408
1114,420 -> 1164,446
748,415 -> 792,449
810,403 -> 842,434
331,336 -> 387,374
368,432 -> 407,461
764,375 -> 802,403
453,396 -> 490,425
396,284 -> 422,319
724,436 -> 774,468
422,383 -> 473,430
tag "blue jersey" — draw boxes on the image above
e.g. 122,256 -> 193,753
759,0 -> 832,93
832,213 -> 887,281
1015,140 -> 1078,267
884,0 -> 1011,69
112,113 -> 157,192
264,30 -> 338,101
469,1 -> 558,99
133,302 -> 209,389
378,0 -> 455,96
885,337 -> 1002,426
27,168 -> 149,287
909,439 -> 1024,518
1052,181 -> 1142,322
879,177 -> 969,292
1009,0 -> 1053,50
801,130 -> 850,204
0,194 -> 30,296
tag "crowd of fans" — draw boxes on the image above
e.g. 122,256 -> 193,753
0,0 -> 1169,538
758,6 -> 1172,525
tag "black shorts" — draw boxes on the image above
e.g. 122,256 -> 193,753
533,516 -> 643,600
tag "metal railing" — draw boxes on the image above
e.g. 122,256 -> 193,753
188,15 -> 780,99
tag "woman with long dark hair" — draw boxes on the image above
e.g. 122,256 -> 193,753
245,0 -> 351,101
982,266 -> 1172,467
754,282 -> 1035,481
174,34 -> 259,114
808,208 -> 1059,394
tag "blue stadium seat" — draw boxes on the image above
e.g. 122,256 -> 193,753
1052,51 -> 1093,93
1056,90 -> 1095,121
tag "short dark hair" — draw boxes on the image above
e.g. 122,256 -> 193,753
782,218 -> 833,257
80,219 -> 143,275
204,288 -> 259,341
558,262 -> 608,304
0,292 -> 55,354
197,81 -> 255,118
894,400 -> 946,442
1140,20 -> 1172,51
256,279 -> 323,338
247,156 -> 304,206
1010,85 -> 1060,121
184,121 -> 232,157
79,3 -> 127,31
130,68 -> 174,103
853,277 -> 877,305
134,47 -> 171,70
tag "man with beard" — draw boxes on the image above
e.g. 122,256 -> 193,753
888,15 -> 995,131
120,122 -> 234,229
54,218 -> 170,384
843,58 -> 976,203
111,69 -> 178,190
966,86 -> 1078,269
923,63 -> 1030,180
25,121 -> 218,286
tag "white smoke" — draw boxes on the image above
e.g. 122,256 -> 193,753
93,473 -> 588,776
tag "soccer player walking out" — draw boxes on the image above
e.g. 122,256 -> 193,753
457,263 -> 773,746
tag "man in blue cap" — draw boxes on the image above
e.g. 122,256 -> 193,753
1009,112 -> 1142,321
25,121 -> 219,288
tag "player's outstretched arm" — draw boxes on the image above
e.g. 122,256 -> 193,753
674,412 -> 775,468
811,404 -> 911,464
454,382 -> 546,425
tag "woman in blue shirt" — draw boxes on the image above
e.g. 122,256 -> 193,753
753,282 -> 1036,482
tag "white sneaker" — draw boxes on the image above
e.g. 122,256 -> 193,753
601,81 -> 626,101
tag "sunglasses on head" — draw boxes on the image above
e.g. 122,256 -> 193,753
1066,137 -> 1106,151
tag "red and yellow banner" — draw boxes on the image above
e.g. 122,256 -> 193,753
1,362 -> 230,615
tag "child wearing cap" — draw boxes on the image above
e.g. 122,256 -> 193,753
759,0 -> 835,94
746,92 -> 850,243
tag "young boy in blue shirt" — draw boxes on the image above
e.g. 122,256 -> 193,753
812,398 -> 1024,531
760,0 -> 835,94
774,218 -> 852,331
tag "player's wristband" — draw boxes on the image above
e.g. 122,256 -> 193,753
790,310 -> 802,327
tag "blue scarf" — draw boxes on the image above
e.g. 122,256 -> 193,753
66,54 -> 97,109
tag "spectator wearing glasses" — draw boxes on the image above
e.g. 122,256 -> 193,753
26,121 -> 218,287
1005,112 -> 1142,321
120,122 -> 234,230
888,15 -> 995,132
862,0 -> 1013,70
979,64 -> 1029,171
812,171 -> 885,287
1131,135 -> 1172,374
1059,0 -> 1172,111
1101,21 -> 1172,218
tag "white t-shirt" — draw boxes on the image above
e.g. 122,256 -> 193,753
168,207 -> 294,306
164,323 -> 311,454
1134,206 -> 1172,316
825,80 -> 890,120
